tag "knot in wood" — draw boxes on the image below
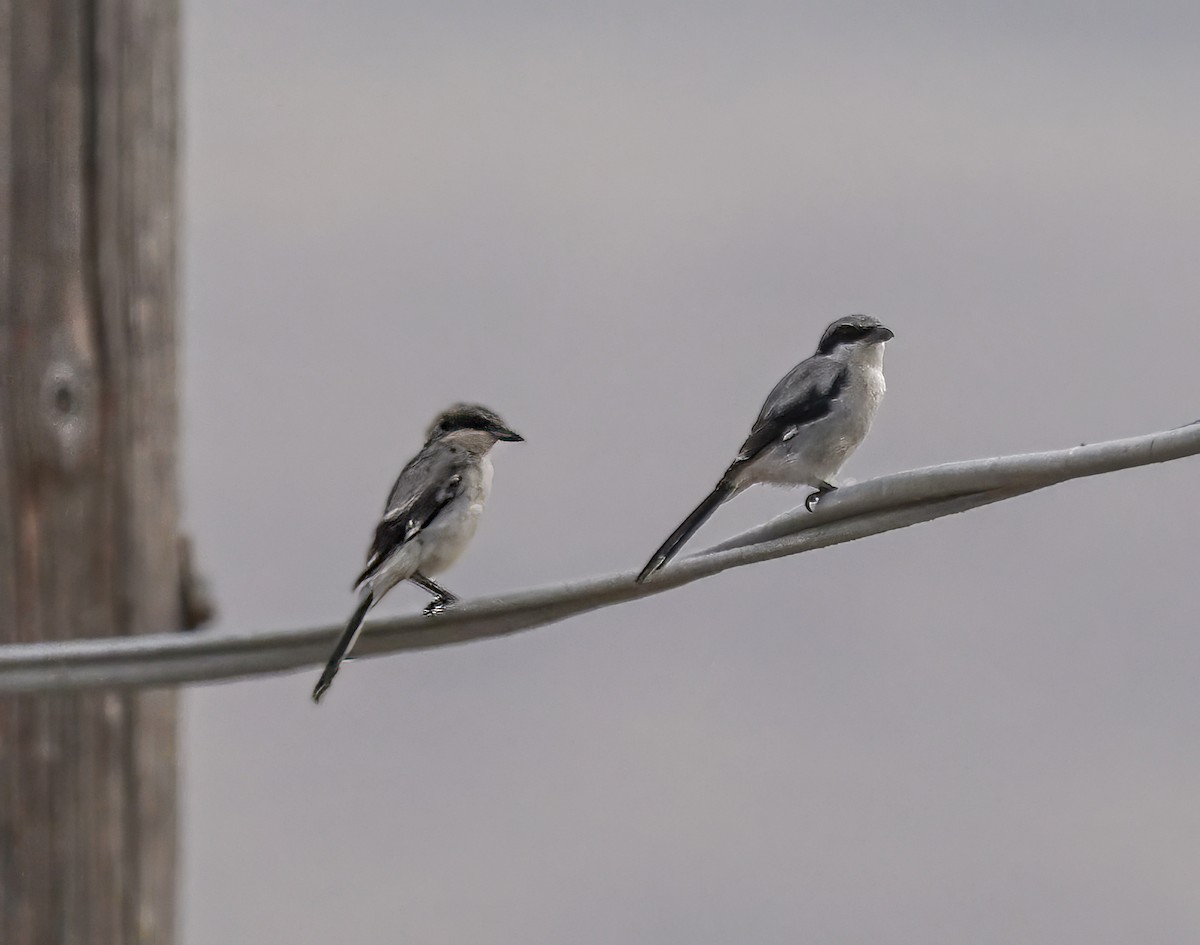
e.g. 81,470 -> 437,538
40,360 -> 94,471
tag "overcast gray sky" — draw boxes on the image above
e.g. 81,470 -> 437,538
180,3 -> 1200,942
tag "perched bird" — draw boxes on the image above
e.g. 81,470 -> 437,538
636,314 -> 893,583
312,403 -> 523,702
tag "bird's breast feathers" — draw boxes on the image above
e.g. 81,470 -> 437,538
418,457 -> 492,574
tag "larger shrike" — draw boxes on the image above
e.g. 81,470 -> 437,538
637,314 -> 893,583
312,403 -> 523,702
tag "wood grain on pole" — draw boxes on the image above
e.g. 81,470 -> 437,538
0,1 -> 181,942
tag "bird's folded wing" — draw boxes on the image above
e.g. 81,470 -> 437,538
731,357 -> 848,469
353,449 -> 467,588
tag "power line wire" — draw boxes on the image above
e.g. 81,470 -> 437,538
1,420 -> 1196,694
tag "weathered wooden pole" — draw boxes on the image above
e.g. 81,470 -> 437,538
0,1 -> 181,942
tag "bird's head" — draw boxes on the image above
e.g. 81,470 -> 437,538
425,403 -> 524,447
815,314 -> 894,357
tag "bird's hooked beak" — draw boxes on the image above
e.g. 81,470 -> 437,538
490,424 -> 524,442
872,326 -> 895,342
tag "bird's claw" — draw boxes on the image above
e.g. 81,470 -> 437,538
805,486 -> 835,513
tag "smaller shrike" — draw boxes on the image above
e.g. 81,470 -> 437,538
636,314 -> 893,583
312,403 -> 523,702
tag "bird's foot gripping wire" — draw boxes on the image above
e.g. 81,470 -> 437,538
422,596 -> 457,617
411,572 -> 460,617
804,483 -> 836,512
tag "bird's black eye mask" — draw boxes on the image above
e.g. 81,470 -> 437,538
816,324 -> 874,355
428,406 -> 521,443
433,411 -> 495,436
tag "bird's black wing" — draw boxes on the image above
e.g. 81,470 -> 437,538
727,356 -> 848,472
352,447 -> 468,589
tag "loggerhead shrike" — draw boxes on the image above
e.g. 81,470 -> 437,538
312,403 -> 523,702
636,314 -> 893,583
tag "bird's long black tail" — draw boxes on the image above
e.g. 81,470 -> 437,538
312,593 -> 374,703
636,482 -> 734,583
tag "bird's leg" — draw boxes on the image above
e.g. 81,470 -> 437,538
410,572 -> 460,616
804,481 -> 837,513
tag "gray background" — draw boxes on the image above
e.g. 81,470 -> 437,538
180,2 -> 1200,942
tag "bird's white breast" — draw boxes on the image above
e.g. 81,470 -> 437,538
476,455 -> 494,509
419,455 -> 492,575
